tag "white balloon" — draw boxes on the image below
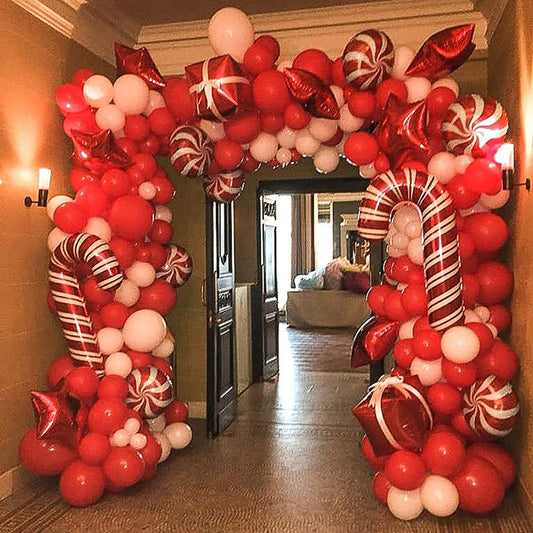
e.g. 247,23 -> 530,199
199,119 -> 225,142
276,147 -> 292,165
139,181 -> 157,201
359,162 -> 377,179
124,417 -> 142,435
420,475 -> 459,517
250,132 -> 278,162
399,317 -> 418,340
432,78 -> 460,97
114,279 -> 140,307
130,433 -> 148,450
164,422 -> 193,450
428,152 -> 456,184
84,217 -> 112,242
122,309 -> 167,352
394,205 -> 419,233
411,357 -> 443,386
330,85 -> 345,107
208,7 -> 254,62
480,189 -> 510,210
464,309 -> 483,324
339,104 -> 364,132
405,77 -> 432,103
143,90 -> 166,116
47,195 -> 73,220
47,227 -> 70,252
155,205 -> 173,223
104,351 -> 132,377
407,238 -> 424,265
405,220 -> 422,239
295,129 -> 321,156
387,486 -> 424,521
387,245 -> 404,258
83,75 -> 113,107
113,74 -> 150,115
459,203 -> 490,217
391,46 -> 415,80
475,305 -> 491,323
154,432 -> 172,463
97,328 -> 124,355
486,323 -> 498,338
277,126 -> 298,149
390,232 -> 409,250
308,117 -> 338,142
454,154 -> 473,174
152,337 -> 175,359
111,429 -> 130,447
147,414 -> 167,433
126,261 -> 156,288
441,326 -> 480,363
95,104 -> 126,132
313,146 -> 339,174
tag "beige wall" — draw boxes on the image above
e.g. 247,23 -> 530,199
488,0 -> 533,515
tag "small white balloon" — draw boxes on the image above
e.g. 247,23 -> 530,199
480,189 -> 510,210
428,152 -> 456,184
420,475 -> 459,517
339,104 -> 364,132
155,205 -> 173,223
105,351 -> 132,377
391,46 -> 415,80
114,279 -> 140,307
143,90 -> 166,116
432,78 -> 460,97
387,245 -> 404,258
164,422 -> 193,450
139,181 -> 157,201
47,228 -> 70,252
407,238 -> 424,266
124,417 -> 142,435
95,104 -> 126,132
387,486 -> 424,521
313,146 -> 339,174
455,154 -> 473,174
405,77 -> 432,103
359,162 -> 377,179
486,323 -> 498,338
308,117 -> 338,142
464,309 -> 483,324
390,232 -> 409,250
111,429 -> 130,447
84,217 -> 112,242
126,261 -> 156,288
295,129 -> 321,156
399,317 -> 418,340
405,220 -> 422,239
250,132 -> 278,162
475,305 -> 491,323
113,74 -> 150,115
83,75 -> 113,107
97,328 -> 124,355
147,414 -> 167,433
47,195 -> 73,220
130,433 -> 148,450
411,357 -> 443,386
441,326 -> 480,363
152,337 -> 175,359
154,432 -> 172,463
199,119 -> 225,142
394,205 -> 419,233
330,85 -> 345,107
277,126 -> 298,148
122,309 -> 167,352
276,147 -> 292,165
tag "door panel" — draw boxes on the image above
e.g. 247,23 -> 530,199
207,201 -> 236,437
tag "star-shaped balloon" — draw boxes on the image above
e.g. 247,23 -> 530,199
283,68 -> 340,120
374,95 -> 430,166
351,315 -> 400,368
405,24 -> 476,82
71,129 -> 130,173
115,42 -> 166,89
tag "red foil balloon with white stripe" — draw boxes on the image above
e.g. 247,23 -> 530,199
441,94 -> 508,156
342,29 -> 395,91
358,168 -> 464,331
156,244 -> 193,288
126,366 -> 173,418
169,125 -> 213,178
49,233 -> 123,375
203,170 -> 245,203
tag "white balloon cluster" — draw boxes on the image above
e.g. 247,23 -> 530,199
110,417 -> 148,450
385,205 -> 423,264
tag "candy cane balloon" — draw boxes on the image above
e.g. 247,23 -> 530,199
358,168 -> 464,331
49,233 -> 123,375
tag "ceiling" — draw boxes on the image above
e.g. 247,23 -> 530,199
113,0 -> 386,26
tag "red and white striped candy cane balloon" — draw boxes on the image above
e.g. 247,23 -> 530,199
358,168 -> 464,331
49,233 -> 123,375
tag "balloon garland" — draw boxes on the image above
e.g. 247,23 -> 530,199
20,6 -> 518,516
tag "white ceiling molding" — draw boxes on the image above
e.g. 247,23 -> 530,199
9,0 -> 140,64
474,0 -> 509,41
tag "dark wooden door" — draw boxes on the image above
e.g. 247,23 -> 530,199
206,200 -> 236,437
257,196 -> 279,380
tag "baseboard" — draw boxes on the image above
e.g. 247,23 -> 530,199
0,465 -> 39,502
517,475 -> 533,528
188,401 -> 206,419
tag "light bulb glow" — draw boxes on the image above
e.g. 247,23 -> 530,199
38,167 -> 51,190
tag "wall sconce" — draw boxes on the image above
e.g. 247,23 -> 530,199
496,143 -> 530,191
24,168 -> 51,207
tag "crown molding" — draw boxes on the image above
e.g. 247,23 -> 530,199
474,0 -> 509,41
9,0 -> 140,64
137,0 -> 488,76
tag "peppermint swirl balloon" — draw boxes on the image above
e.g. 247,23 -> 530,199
463,375 -> 519,439
169,125 -> 213,178
343,29 -> 394,91
157,244 -> 193,287
203,170 -> 245,203
126,366 -> 173,418
442,94 -> 508,156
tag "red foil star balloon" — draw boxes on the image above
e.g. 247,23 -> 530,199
351,315 -> 400,368
283,68 -> 340,119
405,24 -> 476,82
115,42 -> 166,90
374,95 -> 430,167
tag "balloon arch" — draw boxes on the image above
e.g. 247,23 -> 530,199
21,6 -> 519,518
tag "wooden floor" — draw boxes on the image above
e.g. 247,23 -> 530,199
0,326 -> 530,532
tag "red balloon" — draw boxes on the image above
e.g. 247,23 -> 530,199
82,277 -> 114,306
488,304 -> 512,332
150,356 -> 173,379
88,398 -> 128,435
284,102 -> 311,130
214,139 -> 244,170
421,428 -> 466,477
462,272 -> 480,307
400,284 -> 428,316
66,367 -> 99,399
243,43 -> 275,75
242,151 -> 261,173
373,471 -> 391,505
254,35 -> 280,62
69,167 -> 96,192
427,383 -> 462,416
384,451 -> 427,490
79,433 -> 112,466
393,339 -> 415,368
463,158 -> 502,195
412,329 -> 443,361
128,350 -> 151,369
137,279 -> 176,316
344,132 -> 379,165
109,237 -> 136,269
223,112 -> 261,144
139,134 -> 161,156
53,202 -> 88,233
475,339 -> 519,382
452,455 -> 506,513
116,137 -> 139,157
162,77 -> 197,123
130,153 -> 157,179
19,428 -> 76,476
148,220 -> 173,245
124,115 -> 150,142
63,109 -> 98,136
331,56 -> 348,88
164,399 -> 189,424
56,83 -> 88,115
98,375 -> 129,400
139,432 -> 162,466
75,183 -> 110,217
48,356 -> 76,388
147,108 -> 176,136
253,70 -> 291,115
441,358 -> 477,388
261,113 -> 285,134
100,302 -> 130,329
374,153 -> 391,173
466,322 -> 494,355
59,461 -> 105,507
103,446 -> 145,488
458,231 -> 475,259
427,87 -> 456,117
467,442 -> 516,488
464,213 -> 508,253
100,169 -> 131,198
150,177 -> 176,205
361,435 -> 387,471
383,290 -> 409,321
109,195 -> 154,241
347,91 -> 376,118
293,48 -> 333,85
447,174 -> 480,209
71,68 -> 94,86
375,79 -> 408,108
391,256 -> 422,284
476,261 -> 513,305
367,284 -> 393,316
91,311 -> 103,332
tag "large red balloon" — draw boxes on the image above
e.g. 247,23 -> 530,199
361,435 -> 387,471
56,83 -> 88,115
162,77 -> 197,123
224,112 -> 261,144
53,202 -> 88,233
427,383 -> 462,416
344,132 -> 379,166
88,398 -> 128,435
65,367 -> 99,400
464,213 -> 508,253
48,356 -> 76,388
98,375 -> 129,400
476,261 -> 513,305
421,428 -> 466,477
384,450 -> 426,490
100,302 -> 130,329
109,237 -> 136,269
164,399 -> 189,424
108,195 -> 154,242
59,461 -> 106,507
79,432 -> 112,466
293,48 -> 333,85
252,70 -> 291,115
100,169 -> 131,198
243,42 -> 275,75
463,159 -> 502,195
475,339 -> 519,382
137,279 -> 177,316
467,442 -> 516,488
75,183 -> 110,217
373,471 -> 391,505
103,446 -> 145,488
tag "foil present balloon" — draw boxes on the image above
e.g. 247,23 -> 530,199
405,24 -> 476,82
114,42 -> 166,90
353,375 -> 433,456
351,315 -> 400,368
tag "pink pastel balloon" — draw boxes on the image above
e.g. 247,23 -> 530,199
359,162 -> 377,179
105,351 -> 132,378
85,217 -> 112,242
276,147 -> 292,165
405,77 -> 432,103
122,309 -> 166,352
83,74 -> 113,107
339,104 -> 364,132
48,227 -> 70,252
295,130 -> 321,156
391,46 -> 415,80
441,326 -> 480,364
47,195 -> 73,220
155,205 -> 172,223
114,279 -> 140,307
97,327 -> 124,355
480,189 -> 510,209
277,126 -> 298,148
113,74 -> 150,115
410,357 -> 443,386
454,154 -> 473,174
250,132 -> 279,162
309,117 -> 338,142
387,487 -> 423,521
143,90 -> 166,116
125,261 -> 156,288
199,120 -> 225,141
428,152 -> 456,184
407,238 -> 424,265
313,147 -> 339,174
163,422 -> 192,450
95,104 -> 126,132
432,78 -> 459,97
420,475 -> 459,517
208,7 -> 254,62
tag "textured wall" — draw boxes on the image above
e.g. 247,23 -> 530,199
488,0 -> 533,516
0,0 -> 113,475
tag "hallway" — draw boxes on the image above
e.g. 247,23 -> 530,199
0,328 -> 530,532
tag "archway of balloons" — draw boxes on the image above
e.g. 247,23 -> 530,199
20,6 -> 518,516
